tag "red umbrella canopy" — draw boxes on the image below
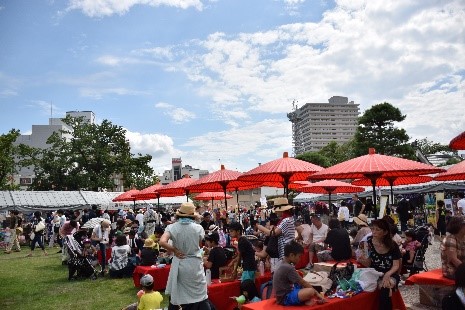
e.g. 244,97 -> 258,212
133,183 -> 164,200
238,152 -> 323,197
112,189 -> 140,202
193,192 -> 233,201
310,148 -> 445,180
434,160 -> 465,181
298,179 -> 365,194
351,176 -> 433,187
187,165 -> 248,192
156,174 -> 198,198
449,131 -> 465,150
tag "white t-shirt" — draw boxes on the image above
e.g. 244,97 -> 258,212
338,206 -> 350,221
310,223 -> 329,243
457,198 -> 465,215
135,213 -> 144,226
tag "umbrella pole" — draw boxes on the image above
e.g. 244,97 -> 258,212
223,185 -> 228,210
328,192 -> 332,211
235,189 -> 239,205
211,198 -> 214,209
186,190 -> 190,202
157,196 -> 160,213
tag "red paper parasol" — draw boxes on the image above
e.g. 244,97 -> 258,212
449,131 -> 465,150
193,191 -> 233,208
187,165 -> 259,208
238,152 -> 323,198
157,174 -> 198,202
310,148 -> 445,204
133,182 -> 166,210
112,189 -> 140,202
134,183 -> 164,200
434,160 -> 465,181
298,179 -> 364,207
352,176 -> 433,203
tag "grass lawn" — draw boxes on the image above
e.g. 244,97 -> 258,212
0,249 -> 169,310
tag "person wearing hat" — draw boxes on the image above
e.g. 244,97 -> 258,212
122,274 -> 163,310
256,197 -> 296,271
159,202 -> 209,308
140,238 -> 159,266
200,212 -> 215,233
352,214 -> 372,247
203,232 -> 227,280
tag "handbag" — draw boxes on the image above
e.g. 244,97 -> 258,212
328,261 -> 355,291
35,220 -> 46,232
304,271 -> 333,293
265,227 -> 279,258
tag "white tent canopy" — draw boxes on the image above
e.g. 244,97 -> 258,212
0,191 -> 190,212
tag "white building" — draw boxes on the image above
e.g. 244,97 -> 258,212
287,96 -> 359,155
13,111 -> 95,188
160,158 -> 209,185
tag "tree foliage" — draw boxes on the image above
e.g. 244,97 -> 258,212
412,138 -> 457,155
353,102 -> 415,159
0,129 -> 22,190
25,116 -> 156,191
296,152 -> 331,168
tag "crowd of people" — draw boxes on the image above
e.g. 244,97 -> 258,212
2,192 -> 465,309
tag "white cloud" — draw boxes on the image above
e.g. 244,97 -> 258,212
66,0 -> 204,17
169,0 -> 465,144
155,102 -> 196,123
125,129 -> 182,172
80,87 -> 148,99
27,100 -> 61,117
182,119 -> 292,172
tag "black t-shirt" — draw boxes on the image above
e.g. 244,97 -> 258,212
207,246 -> 227,279
140,248 -> 158,266
397,199 -> 410,221
367,236 -> 401,273
200,220 -> 214,232
354,200 -> 363,216
238,236 -> 256,271
325,228 -> 352,261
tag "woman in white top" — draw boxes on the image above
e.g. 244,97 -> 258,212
159,202 -> 209,309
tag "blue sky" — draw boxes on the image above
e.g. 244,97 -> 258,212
1,0 -> 464,175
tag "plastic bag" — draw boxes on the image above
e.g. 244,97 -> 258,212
356,268 -> 383,292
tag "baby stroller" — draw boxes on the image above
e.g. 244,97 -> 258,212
64,235 -> 100,281
404,226 -> 429,276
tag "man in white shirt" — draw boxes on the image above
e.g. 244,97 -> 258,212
457,192 -> 465,215
305,214 -> 329,269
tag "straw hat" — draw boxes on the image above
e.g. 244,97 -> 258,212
273,197 -> 294,212
353,214 -> 369,226
175,202 -> 198,218
144,238 -> 155,248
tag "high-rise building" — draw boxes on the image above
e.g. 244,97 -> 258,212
287,96 -> 359,155
13,111 -> 95,187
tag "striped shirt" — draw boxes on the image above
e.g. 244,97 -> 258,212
277,217 -> 295,259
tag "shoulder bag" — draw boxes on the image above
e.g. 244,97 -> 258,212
265,227 -> 279,258
328,261 -> 355,291
35,219 -> 46,232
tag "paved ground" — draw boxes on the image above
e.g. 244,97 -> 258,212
399,237 -> 444,310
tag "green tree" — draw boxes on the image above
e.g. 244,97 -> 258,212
318,141 -> 355,166
29,116 -> 155,191
353,102 -> 415,158
412,138 -> 457,155
296,152 -> 331,168
0,129 -> 22,190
